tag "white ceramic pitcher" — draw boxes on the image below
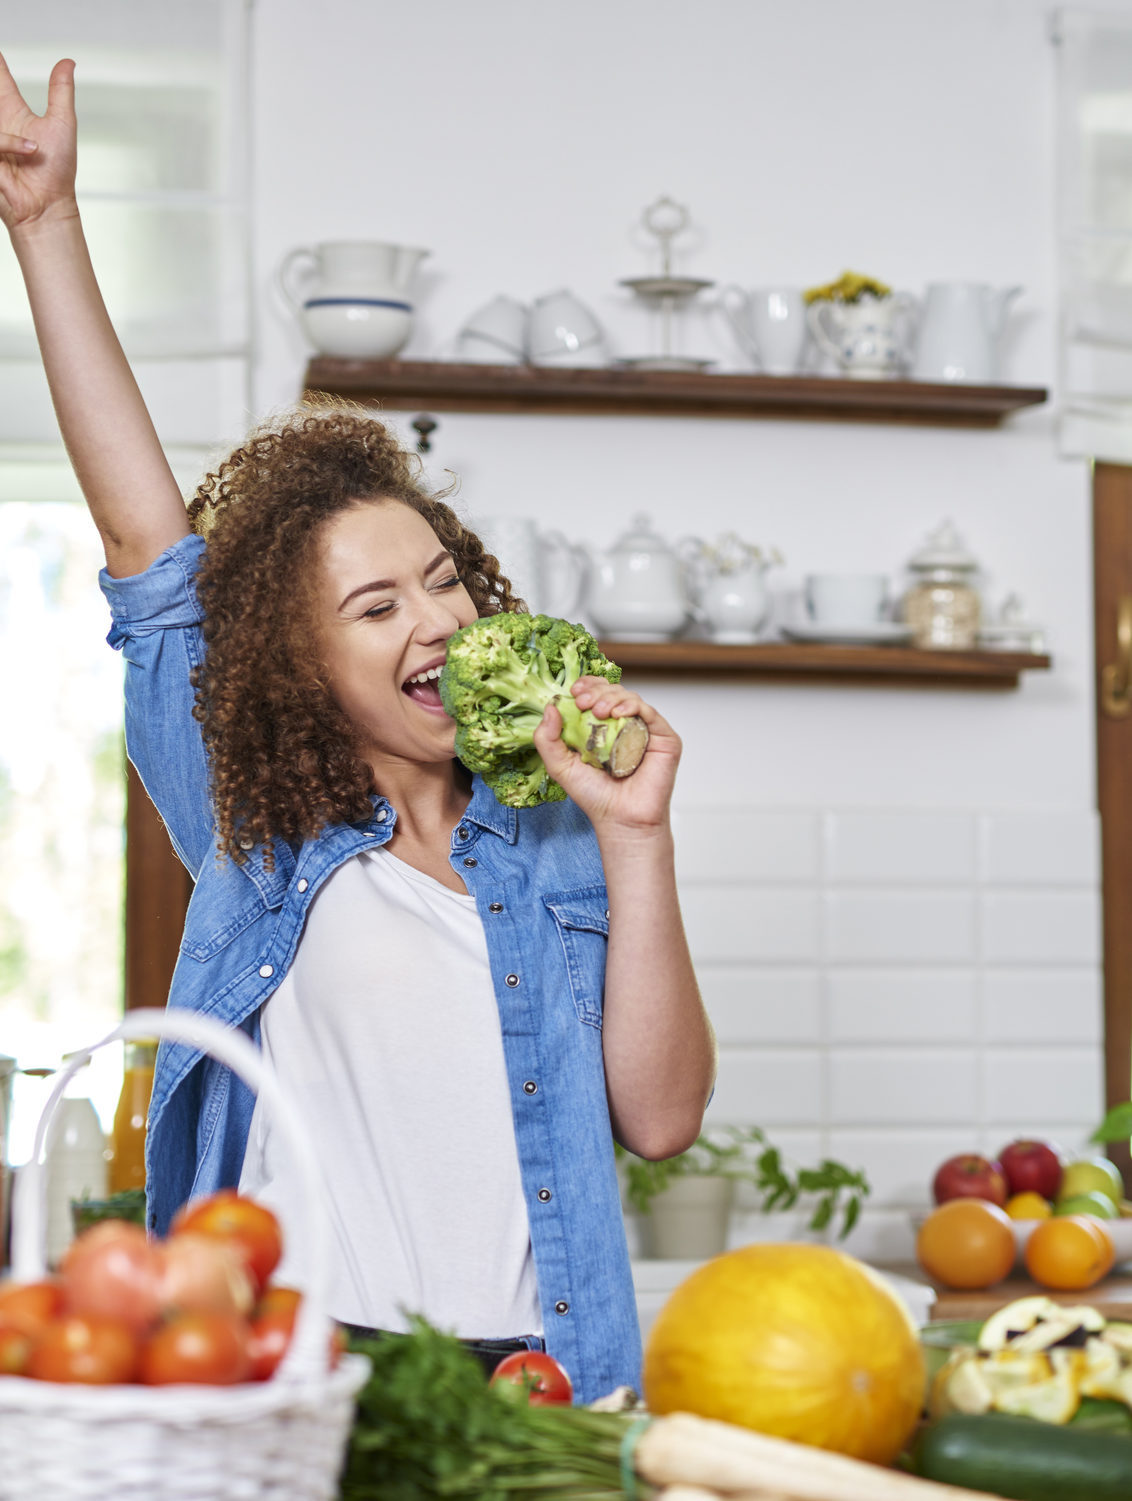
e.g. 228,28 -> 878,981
278,240 -> 429,359
911,282 -> 1022,384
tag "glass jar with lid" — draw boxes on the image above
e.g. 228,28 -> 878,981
900,520 -> 982,650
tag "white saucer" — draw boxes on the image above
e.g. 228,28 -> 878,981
782,621 -> 915,646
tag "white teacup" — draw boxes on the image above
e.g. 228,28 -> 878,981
528,289 -> 608,367
456,294 -> 528,364
804,573 -> 889,626
719,286 -> 808,375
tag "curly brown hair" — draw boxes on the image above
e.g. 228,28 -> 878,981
186,403 -> 521,864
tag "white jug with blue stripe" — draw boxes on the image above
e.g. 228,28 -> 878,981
279,239 -> 430,360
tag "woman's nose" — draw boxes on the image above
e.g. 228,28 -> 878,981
416,589 -> 466,642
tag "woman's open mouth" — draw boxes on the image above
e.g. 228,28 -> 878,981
403,663 -> 446,712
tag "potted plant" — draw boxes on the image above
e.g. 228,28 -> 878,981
618,1126 -> 870,1260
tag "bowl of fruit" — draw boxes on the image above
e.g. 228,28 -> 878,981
913,1140 -> 1132,1294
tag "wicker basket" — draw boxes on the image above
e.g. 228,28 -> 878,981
0,1008 -> 371,1501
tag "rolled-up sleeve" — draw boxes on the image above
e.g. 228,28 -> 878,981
100,534 -> 215,877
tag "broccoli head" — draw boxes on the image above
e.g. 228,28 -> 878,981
439,613 -> 649,808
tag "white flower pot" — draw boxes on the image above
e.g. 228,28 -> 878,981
638,1175 -> 735,1260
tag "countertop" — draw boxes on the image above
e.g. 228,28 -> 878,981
881,1261 -> 1132,1321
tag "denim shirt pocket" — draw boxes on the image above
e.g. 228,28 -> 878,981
179,895 -> 266,961
543,885 -> 610,1029
179,845 -> 293,962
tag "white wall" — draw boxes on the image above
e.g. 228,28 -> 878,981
250,0 -> 1110,1255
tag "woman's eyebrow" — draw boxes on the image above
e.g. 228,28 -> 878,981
338,550 -> 455,610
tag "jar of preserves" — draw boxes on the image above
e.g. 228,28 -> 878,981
107,1038 -> 157,1194
901,520 -> 982,649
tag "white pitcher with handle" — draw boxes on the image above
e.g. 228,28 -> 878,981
911,282 -> 1022,384
278,240 -> 429,359
806,291 -> 916,379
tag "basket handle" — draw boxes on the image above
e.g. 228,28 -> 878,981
12,1007 -> 334,1383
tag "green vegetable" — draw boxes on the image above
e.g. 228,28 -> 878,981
70,1187 -> 148,1234
1069,1396 -> 1132,1434
439,614 -> 648,808
340,1317 -> 630,1501
914,1412 -> 1132,1500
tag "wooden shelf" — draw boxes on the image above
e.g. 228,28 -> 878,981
596,639 -> 1052,689
303,358 -> 1047,428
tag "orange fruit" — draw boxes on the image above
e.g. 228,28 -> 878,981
915,1199 -> 1017,1289
642,1243 -> 924,1466
1024,1214 -> 1114,1290
1005,1192 -> 1052,1221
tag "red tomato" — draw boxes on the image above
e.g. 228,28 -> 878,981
61,1221 -> 163,1335
28,1315 -> 140,1384
247,1289 -> 344,1381
0,1325 -> 34,1375
170,1193 -> 282,1295
156,1233 -> 254,1319
140,1311 -> 252,1386
0,1278 -> 64,1337
489,1349 -> 573,1405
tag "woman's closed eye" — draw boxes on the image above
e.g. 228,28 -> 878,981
361,575 -> 462,619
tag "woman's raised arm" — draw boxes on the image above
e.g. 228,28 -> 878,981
0,53 -> 189,577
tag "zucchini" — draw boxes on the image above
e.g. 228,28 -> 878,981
914,1413 -> 1132,1501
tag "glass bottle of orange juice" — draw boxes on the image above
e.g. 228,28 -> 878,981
108,1039 -> 157,1194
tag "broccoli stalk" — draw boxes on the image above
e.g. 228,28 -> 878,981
439,613 -> 649,808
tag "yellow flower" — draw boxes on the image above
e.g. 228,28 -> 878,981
803,269 -> 893,304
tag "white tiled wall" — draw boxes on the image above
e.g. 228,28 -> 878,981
670,806 -> 1104,1262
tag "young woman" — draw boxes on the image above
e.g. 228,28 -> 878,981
0,54 -> 716,1401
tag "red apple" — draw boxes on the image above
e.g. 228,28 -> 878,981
932,1153 -> 1008,1207
998,1139 -> 1064,1201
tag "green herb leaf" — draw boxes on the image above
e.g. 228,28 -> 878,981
1090,1102 -> 1132,1144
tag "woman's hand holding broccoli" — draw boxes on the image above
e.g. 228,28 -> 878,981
0,55 -> 78,234
532,678 -> 681,839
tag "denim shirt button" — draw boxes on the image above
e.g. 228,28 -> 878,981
457,826 -> 470,840
463,857 -> 477,868
522,1080 -> 537,1094
505,973 -> 520,987
296,879 -> 309,893
376,808 -> 389,823
489,902 -> 503,913
259,964 -> 274,978
537,1188 -> 552,1203
554,1300 -> 569,1315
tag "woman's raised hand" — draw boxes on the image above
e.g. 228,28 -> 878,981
0,54 -> 77,233
531,677 -> 682,841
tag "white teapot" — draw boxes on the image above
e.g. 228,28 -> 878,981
278,239 -> 430,359
583,514 -> 690,641
681,532 -> 783,643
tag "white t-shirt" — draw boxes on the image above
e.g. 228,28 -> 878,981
238,846 -> 542,1337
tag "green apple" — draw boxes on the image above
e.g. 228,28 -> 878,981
1053,1189 -> 1119,1220
1058,1157 -> 1125,1208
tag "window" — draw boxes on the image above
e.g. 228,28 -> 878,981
0,1 -> 250,1152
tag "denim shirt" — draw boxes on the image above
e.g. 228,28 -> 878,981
99,533 -> 641,1402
